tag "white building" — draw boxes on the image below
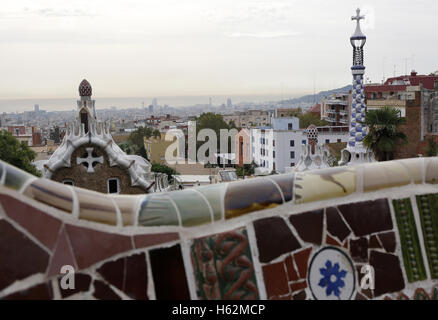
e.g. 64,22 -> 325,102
251,125 -> 349,174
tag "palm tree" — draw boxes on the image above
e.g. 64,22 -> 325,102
362,106 -> 408,161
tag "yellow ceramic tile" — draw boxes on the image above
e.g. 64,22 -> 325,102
22,178 -> 73,214
75,188 -> 118,225
363,161 -> 411,192
425,157 -> 438,184
112,194 -> 139,226
294,167 -> 356,204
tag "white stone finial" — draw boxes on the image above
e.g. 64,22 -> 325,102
351,8 -> 364,22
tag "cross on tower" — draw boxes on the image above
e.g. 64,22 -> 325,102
76,147 -> 104,173
351,8 -> 364,23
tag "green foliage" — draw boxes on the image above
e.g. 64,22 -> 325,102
236,161 -> 258,177
362,106 -> 408,161
425,137 -> 438,157
151,162 -> 179,182
123,126 -> 156,159
196,112 -> 235,152
0,130 -> 41,177
299,112 -> 328,128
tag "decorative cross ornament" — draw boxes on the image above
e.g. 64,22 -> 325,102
351,8 -> 364,23
76,147 -> 103,173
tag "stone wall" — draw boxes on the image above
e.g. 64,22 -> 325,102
51,144 -> 145,195
0,158 -> 438,300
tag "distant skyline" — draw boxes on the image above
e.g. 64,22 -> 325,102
1,0 -> 437,110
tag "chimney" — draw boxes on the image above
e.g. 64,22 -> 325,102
411,70 -> 418,77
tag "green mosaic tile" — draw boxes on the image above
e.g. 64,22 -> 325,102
138,194 -> 179,226
416,194 -> 438,279
167,189 -> 212,227
3,163 -> 33,191
393,198 -> 427,282
194,184 -> 225,221
190,228 -> 259,300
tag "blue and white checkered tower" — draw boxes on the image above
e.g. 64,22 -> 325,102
340,8 -> 375,165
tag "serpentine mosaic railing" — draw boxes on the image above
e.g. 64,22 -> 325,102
0,157 -> 438,300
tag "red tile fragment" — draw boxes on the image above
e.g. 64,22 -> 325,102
65,224 -> 133,269
133,232 -> 179,249
47,227 -> 77,276
326,234 -> 343,247
0,194 -> 61,251
293,247 -> 312,279
289,280 -> 307,293
262,262 -> 289,298
284,256 -> 299,282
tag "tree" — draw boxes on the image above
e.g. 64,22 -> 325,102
151,163 -> 179,183
362,106 -> 408,161
299,113 -> 328,128
0,130 -> 41,176
425,137 -> 438,157
196,112 -> 234,153
125,126 -> 154,158
152,129 -> 161,138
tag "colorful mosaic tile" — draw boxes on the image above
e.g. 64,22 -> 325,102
338,199 -> 393,237
138,194 -> 179,227
133,232 -> 179,249
0,220 -> 50,291
267,174 -> 294,202
307,246 -> 356,300
65,224 -> 133,269
3,282 -> 53,300
97,252 -> 148,300
0,194 -> 62,251
326,207 -> 351,242
58,273 -> 91,298
191,228 -> 259,300
224,178 -> 283,219
384,285 -> 438,300
294,167 -> 356,204
3,164 -> 34,191
370,250 -> 405,297
392,198 -> 427,282
253,217 -> 301,263
93,279 -> 121,300
415,194 -> 438,278
22,178 -> 73,214
362,160 -> 416,192
289,209 -> 323,245
75,188 -> 119,226
167,189 -> 212,226
150,244 -> 190,300
194,184 -> 226,221
425,157 -> 438,184
112,194 -> 139,226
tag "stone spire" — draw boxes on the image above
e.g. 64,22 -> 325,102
295,125 -> 331,172
340,8 -> 375,166
77,79 -> 97,132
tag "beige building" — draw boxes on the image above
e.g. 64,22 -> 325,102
223,110 -> 270,128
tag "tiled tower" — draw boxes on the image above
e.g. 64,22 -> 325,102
340,8 -> 375,165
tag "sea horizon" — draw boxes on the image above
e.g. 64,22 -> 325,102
0,93 -> 307,113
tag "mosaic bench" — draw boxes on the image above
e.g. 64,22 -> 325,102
0,158 -> 437,300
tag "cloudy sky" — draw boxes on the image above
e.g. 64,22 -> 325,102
0,0 -> 437,101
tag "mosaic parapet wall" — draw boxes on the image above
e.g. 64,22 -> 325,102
1,158 -> 438,300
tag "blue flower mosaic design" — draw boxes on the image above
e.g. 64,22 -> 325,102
318,260 -> 347,298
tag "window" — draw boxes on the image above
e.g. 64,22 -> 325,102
290,151 -> 295,159
273,140 -> 275,147
290,140 -> 294,147
337,139 -> 342,143
107,178 -> 120,194
325,139 -> 330,144
291,162 -> 295,167
302,140 -> 306,145
288,123 -> 293,130
62,179 -> 74,186
273,151 -> 275,158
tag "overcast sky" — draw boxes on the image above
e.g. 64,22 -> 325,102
0,0 -> 437,100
